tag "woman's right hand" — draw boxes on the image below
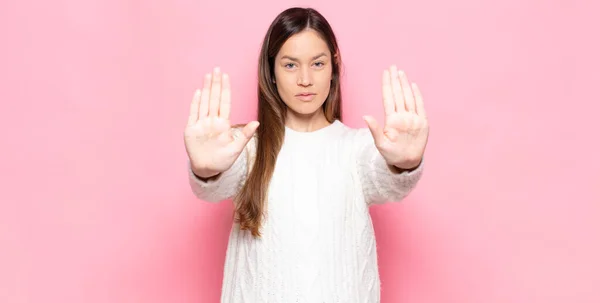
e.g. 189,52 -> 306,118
184,67 -> 259,179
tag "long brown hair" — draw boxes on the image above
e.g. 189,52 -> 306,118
234,7 -> 343,237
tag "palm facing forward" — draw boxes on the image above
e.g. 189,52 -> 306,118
184,67 -> 259,179
363,66 -> 429,170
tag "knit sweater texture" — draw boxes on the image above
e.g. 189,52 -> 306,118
188,119 -> 424,302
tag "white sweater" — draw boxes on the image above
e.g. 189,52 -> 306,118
188,120 -> 424,303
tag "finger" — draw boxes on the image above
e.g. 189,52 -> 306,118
199,73 -> 211,118
219,73 -> 231,120
209,67 -> 222,117
233,121 -> 260,152
363,115 -> 384,146
381,70 -> 395,116
412,83 -> 427,118
187,89 -> 201,126
399,70 -> 416,113
390,65 -> 404,113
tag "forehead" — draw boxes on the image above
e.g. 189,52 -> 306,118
278,29 -> 330,58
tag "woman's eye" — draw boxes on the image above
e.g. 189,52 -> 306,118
314,62 -> 324,67
284,63 -> 295,69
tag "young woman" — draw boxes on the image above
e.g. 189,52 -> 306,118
184,6 -> 429,302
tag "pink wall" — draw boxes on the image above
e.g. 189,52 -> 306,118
2,0 -> 599,302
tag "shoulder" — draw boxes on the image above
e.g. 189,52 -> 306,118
333,120 -> 374,147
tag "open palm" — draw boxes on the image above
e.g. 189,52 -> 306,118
184,67 -> 259,178
363,66 -> 429,170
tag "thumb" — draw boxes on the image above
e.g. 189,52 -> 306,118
233,121 -> 260,152
363,115 -> 383,145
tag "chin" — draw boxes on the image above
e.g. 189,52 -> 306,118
287,102 -> 324,116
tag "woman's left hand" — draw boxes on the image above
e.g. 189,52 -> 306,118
363,65 -> 430,170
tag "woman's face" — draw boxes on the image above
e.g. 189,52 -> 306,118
273,29 -> 333,118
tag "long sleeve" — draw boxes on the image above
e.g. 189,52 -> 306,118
188,128 -> 255,203
354,128 -> 424,205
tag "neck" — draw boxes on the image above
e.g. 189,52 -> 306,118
285,109 -> 331,132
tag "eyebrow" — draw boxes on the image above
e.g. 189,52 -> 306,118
280,52 -> 328,62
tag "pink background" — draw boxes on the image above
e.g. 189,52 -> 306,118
2,0 -> 599,302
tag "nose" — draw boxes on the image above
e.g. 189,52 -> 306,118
297,67 -> 312,87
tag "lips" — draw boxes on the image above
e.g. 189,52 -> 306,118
295,92 -> 316,101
